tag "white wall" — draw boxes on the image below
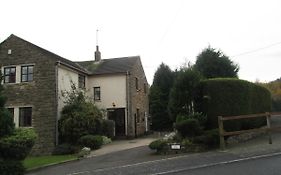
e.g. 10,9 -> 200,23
87,74 -> 127,109
57,65 -> 79,119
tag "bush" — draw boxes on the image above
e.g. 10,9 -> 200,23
195,78 -> 271,130
0,160 -> 25,175
101,136 -> 112,145
176,112 -> 207,128
78,135 -> 103,150
102,120 -> 115,138
0,128 -> 37,160
194,129 -> 220,148
52,143 -> 80,155
149,139 -> 168,153
175,118 -> 202,138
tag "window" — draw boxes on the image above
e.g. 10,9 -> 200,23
19,107 -> 32,127
21,65 -> 34,82
78,74 -> 85,88
135,77 -> 139,90
4,67 -> 16,83
94,87 -> 101,101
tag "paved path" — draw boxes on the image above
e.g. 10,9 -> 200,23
89,136 -> 159,157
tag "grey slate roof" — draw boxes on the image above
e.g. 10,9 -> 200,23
76,56 -> 139,75
4,34 -> 89,74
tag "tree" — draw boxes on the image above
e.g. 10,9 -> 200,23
59,83 -> 103,144
149,63 -> 174,131
194,46 -> 239,79
258,78 -> 281,111
168,67 -> 202,122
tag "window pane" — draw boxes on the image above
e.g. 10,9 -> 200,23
19,107 -> 32,127
10,74 -> 15,83
11,68 -> 16,73
22,74 -> 27,82
5,76 -> 9,83
28,66 -> 33,73
28,74 -> 33,81
4,68 -> 10,75
22,67 -> 27,74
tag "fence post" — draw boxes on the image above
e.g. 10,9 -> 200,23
266,112 -> 272,144
218,116 -> 225,150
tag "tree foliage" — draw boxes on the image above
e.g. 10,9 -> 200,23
194,46 -> 239,79
149,63 -> 174,131
0,73 -> 14,138
258,78 -> 281,111
59,83 -> 103,144
168,67 -> 202,122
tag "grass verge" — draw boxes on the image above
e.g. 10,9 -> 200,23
23,154 -> 77,170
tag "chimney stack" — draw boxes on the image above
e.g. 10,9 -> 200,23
95,45 -> 101,61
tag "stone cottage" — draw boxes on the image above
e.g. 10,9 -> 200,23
0,34 -> 149,155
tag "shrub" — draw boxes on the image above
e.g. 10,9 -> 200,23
52,143 -> 80,155
176,112 -> 207,128
0,128 -> 37,160
149,139 -> 168,153
195,78 -> 271,130
0,160 -> 25,175
78,135 -> 103,150
193,129 -> 220,148
101,136 -> 112,145
175,118 -> 202,138
102,120 -> 115,138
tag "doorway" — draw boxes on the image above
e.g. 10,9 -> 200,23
107,108 -> 125,137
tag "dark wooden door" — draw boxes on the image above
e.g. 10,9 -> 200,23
108,108 -> 125,137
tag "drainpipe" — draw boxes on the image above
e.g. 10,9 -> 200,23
126,71 -> 130,136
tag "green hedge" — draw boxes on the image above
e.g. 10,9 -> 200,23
0,128 -> 37,160
196,78 -> 271,131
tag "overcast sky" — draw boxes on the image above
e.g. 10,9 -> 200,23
1,0 -> 281,84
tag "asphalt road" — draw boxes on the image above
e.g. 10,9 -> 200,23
172,153 -> 281,175
26,145 -> 281,175
27,146 -> 240,175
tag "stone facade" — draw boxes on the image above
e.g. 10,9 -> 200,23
0,35 -> 58,155
127,58 -> 149,137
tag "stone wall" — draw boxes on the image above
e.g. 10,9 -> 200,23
127,57 -> 149,137
0,35 -> 57,155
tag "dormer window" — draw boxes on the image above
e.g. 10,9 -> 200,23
4,67 -> 16,83
21,65 -> 34,82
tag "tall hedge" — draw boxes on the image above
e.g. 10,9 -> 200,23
195,78 -> 271,131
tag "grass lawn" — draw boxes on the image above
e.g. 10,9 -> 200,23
23,154 -> 77,170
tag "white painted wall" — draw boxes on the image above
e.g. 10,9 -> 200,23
87,75 -> 127,109
57,65 -> 79,119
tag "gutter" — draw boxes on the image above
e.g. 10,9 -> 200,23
56,61 -> 89,75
